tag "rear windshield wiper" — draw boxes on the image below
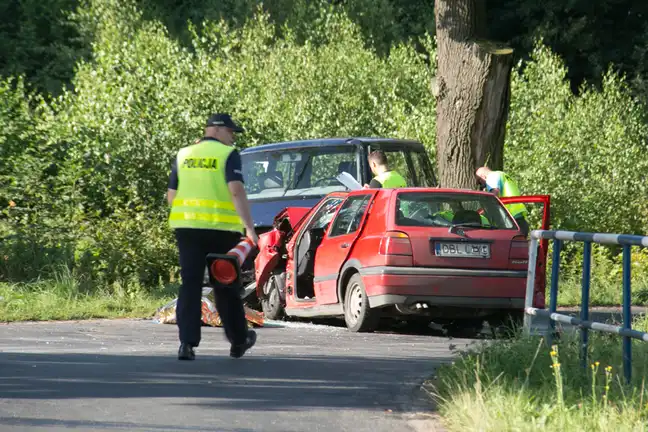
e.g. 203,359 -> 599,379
448,223 -> 495,234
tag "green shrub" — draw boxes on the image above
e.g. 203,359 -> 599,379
1,0 -> 437,289
3,0 -> 648,297
505,41 -> 648,236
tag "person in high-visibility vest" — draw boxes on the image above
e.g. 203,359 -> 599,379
475,166 -> 529,236
167,113 -> 258,361
363,150 -> 408,189
433,209 -> 492,228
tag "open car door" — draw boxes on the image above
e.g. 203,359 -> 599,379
500,195 -> 551,308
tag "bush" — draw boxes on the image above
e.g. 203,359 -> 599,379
1,0 -> 437,290
3,0 -> 648,297
505,41 -> 648,236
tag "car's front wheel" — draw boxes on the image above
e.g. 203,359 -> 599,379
343,274 -> 379,332
261,274 -> 285,321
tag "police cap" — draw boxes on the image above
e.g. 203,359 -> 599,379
206,113 -> 244,133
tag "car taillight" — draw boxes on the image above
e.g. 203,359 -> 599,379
379,231 -> 413,266
380,231 -> 412,255
509,236 -> 529,264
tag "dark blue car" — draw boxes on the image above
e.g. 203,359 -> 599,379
240,137 -> 437,233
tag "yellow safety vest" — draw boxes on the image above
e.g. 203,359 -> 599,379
435,210 -> 491,227
168,140 -> 244,233
375,171 -> 407,188
491,171 -> 528,219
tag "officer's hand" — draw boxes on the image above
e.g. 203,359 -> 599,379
363,184 -> 370,189
247,231 -> 259,247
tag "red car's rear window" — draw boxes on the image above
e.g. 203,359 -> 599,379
394,191 -> 517,230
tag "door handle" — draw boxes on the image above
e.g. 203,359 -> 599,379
340,243 -> 350,249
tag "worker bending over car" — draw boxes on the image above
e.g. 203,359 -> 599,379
475,166 -> 529,236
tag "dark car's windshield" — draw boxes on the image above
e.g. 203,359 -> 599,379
241,147 -> 359,200
395,192 -> 517,230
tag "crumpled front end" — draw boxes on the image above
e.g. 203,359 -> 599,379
254,206 -> 311,297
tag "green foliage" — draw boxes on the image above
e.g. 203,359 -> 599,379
0,0 -> 436,289
547,243 -> 648,306
2,0 -> 648,299
6,0 -> 648,102
505,42 -> 648,236
0,0 -> 88,95
434,327 -> 648,431
488,0 -> 648,99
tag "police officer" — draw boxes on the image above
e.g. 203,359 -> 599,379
167,113 -> 258,360
363,150 -> 408,188
475,166 -> 529,236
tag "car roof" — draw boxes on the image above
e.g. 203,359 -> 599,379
348,187 -> 493,197
240,137 -> 426,154
318,188 -> 493,200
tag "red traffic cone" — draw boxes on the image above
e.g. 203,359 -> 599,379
209,238 -> 256,285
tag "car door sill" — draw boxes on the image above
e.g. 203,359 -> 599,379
286,304 -> 343,317
293,297 -> 318,303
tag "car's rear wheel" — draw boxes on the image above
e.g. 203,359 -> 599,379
344,274 -> 379,332
261,274 -> 285,321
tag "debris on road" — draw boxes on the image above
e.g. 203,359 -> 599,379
153,287 -> 264,328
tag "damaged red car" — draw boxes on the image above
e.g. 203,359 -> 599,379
254,188 -> 550,334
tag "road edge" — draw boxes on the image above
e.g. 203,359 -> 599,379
390,356 -> 451,432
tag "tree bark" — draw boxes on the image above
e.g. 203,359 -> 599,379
434,0 -> 513,189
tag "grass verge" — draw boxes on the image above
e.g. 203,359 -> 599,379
431,316 -> 648,431
558,275 -> 648,307
0,273 -> 176,322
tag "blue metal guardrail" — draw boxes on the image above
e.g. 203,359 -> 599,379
523,230 -> 648,384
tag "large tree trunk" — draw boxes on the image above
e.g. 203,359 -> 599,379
434,0 -> 513,189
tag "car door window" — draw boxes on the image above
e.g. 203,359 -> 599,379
328,195 -> 372,237
306,197 -> 345,231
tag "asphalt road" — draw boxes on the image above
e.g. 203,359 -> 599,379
0,319 -> 473,432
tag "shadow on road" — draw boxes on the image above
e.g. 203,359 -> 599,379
0,351 -> 453,411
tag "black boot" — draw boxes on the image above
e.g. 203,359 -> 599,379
230,330 -> 257,358
178,343 -> 195,360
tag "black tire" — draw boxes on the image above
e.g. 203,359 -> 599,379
261,275 -> 285,321
343,274 -> 379,332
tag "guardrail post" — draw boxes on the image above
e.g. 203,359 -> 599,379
522,229 -> 648,383
547,239 -> 562,346
580,241 -> 592,370
523,235 -> 539,335
622,244 -> 632,384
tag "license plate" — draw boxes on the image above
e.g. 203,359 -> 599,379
435,242 -> 491,258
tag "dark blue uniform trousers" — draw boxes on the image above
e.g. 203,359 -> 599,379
174,228 -> 249,347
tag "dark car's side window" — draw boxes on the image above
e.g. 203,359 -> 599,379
328,194 -> 372,237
